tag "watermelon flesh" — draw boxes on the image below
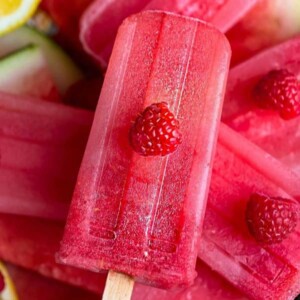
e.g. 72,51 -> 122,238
227,0 -> 300,66
79,0 -> 256,67
223,36 -> 300,176
199,124 -> 300,300
5,263 -> 99,300
0,92 -> 92,220
0,46 -> 60,102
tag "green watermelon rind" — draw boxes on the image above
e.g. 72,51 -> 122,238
0,26 -> 83,94
0,45 -> 59,100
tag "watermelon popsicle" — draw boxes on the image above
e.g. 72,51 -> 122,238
59,10 -> 230,293
80,0 -> 255,67
0,91 -> 92,220
222,36 -> 300,175
199,124 -> 300,300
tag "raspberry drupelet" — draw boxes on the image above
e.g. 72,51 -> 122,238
129,102 -> 182,156
246,193 -> 298,244
254,69 -> 300,120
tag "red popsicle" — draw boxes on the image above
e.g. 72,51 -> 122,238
0,91 -> 92,220
59,10 -> 230,293
80,0 -> 253,67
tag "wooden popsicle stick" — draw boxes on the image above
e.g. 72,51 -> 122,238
102,271 -> 134,300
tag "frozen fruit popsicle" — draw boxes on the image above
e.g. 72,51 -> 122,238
198,124 -> 300,300
5,262 -> 99,300
133,260 -> 248,300
0,212 -> 247,299
0,213 -> 106,294
80,0 -> 254,67
59,10 -> 230,292
0,91 -> 92,220
227,0 -> 300,66
222,36 -> 300,176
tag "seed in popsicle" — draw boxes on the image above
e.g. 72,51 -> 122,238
129,102 -> 182,156
254,69 -> 300,120
246,193 -> 298,244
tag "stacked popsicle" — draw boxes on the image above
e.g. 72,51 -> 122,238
80,0 -> 256,67
1,0 -> 300,299
0,92 -> 92,220
223,36 -> 300,176
59,10 -> 231,292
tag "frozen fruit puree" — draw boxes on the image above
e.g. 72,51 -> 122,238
80,0 -> 255,67
199,124 -> 300,300
59,11 -> 230,288
222,36 -> 300,176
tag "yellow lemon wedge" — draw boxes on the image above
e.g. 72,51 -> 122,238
0,262 -> 19,300
0,0 -> 41,36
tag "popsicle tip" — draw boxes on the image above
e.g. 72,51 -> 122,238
102,270 -> 134,300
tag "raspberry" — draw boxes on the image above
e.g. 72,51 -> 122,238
246,193 -> 298,244
129,102 -> 182,156
254,69 -> 300,120
0,271 -> 4,292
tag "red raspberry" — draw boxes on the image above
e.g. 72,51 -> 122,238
0,271 -> 4,292
129,102 -> 182,156
254,69 -> 300,120
246,193 -> 298,244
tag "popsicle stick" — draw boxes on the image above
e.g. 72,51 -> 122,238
102,271 -> 134,300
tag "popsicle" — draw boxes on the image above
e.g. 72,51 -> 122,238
5,263 -> 99,300
133,260 -> 248,300
222,36 -> 300,176
59,10 -> 230,293
0,213 -> 248,299
198,124 -> 300,300
80,0 -> 254,67
0,213 -> 105,294
227,0 -> 300,66
0,91 -> 92,220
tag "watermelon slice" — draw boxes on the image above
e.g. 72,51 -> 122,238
0,91 -> 92,220
227,0 -> 300,66
0,26 -> 83,94
80,0 -> 257,67
222,36 -> 300,176
0,46 -> 60,101
5,263 -> 99,300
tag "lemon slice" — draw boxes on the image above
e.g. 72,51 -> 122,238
0,0 -> 41,36
0,262 -> 19,300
